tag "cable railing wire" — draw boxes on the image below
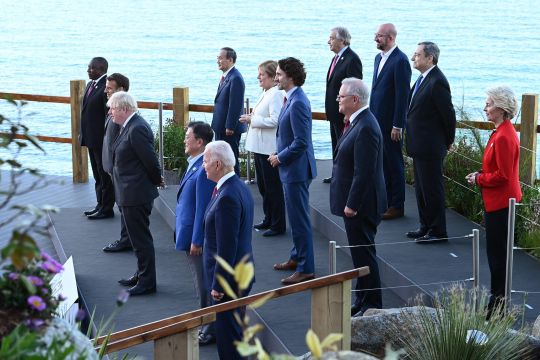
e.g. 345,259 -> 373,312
516,212 -> 540,228
442,174 -> 481,195
351,278 -> 472,292
336,234 -> 473,249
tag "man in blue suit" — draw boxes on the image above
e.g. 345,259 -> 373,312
330,78 -> 386,316
269,57 -> 317,285
174,121 -> 216,345
211,47 -> 246,175
370,23 -> 411,220
202,140 -> 254,360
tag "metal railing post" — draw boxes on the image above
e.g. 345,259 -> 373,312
472,229 -> 480,310
504,198 -> 516,311
329,241 -> 337,274
158,102 -> 164,180
244,98 -> 254,184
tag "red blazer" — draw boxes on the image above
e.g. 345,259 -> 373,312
477,120 -> 522,212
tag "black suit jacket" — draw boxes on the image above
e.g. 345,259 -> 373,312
324,47 -> 363,124
102,114 -> 121,174
112,114 -> 162,206
80,76 -> 108,148
406,66 -> 456,160
330,109 -> 387,223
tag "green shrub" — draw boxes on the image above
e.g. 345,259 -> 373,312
156,118 -> 187,174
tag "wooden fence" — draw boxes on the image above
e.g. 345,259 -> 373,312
1,84 -> 538,183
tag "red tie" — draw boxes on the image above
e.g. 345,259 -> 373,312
328,55 -> 339,80
283,96 -> 287,106
219,76 -> 224,87
342,119 -> 350,134
212,187 -> 218,198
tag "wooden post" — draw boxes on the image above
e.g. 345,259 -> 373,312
154,328 -> 199,360
173,87 -> 189,126
70,80 -> 88,183
311,279 -> 352,351
519,94 -> 538,184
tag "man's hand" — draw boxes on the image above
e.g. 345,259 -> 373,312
268,153 -> 280,167
211,289 -> 224,302
225,129 -> 234,136
344,206 -> 358,218
391,128 -> 402,141
189,244 -> 202,256
239,114 -> 251,124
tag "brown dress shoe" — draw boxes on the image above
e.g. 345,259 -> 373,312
273,259 -> 298,271
382,207 -> 404,220
281,272 -> 315,285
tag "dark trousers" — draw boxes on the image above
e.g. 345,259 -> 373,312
121,202 -> 156,288
186,252 -> 214,336
254,153 -> 285,232
485,207 -> 509,310
213,288 -> 250,360
283,180 -> 314,274
117,206 -> 130,246
88,146 -> 115,212
382,136 -> 405,209
330,120 -> 344,159
215,131 -> 241,175
343,215 -> 382,309
412,157 -> 447,236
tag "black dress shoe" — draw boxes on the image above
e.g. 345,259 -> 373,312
87,210 -> 114,220
254,221 -> 271,230
118,274 -> 139,287
351,303 -> 362,317
198,332 -> 216,346
127,284 -> 156,296
84,207 -> 100,216
406,228 -> 428,238
415,234 -> 448,244
103,240 -> 132,252
262,229 -> 285,237
322,177 -> 332,184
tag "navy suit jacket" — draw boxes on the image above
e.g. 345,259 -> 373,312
175,156 -> 215,251
211,67 -> 246,136
203,175 -> 254,295
406,66 -> 456,160
276,87 -> 317,183
369,47 -> 411,133
102,114 -> 121,174
112,114 -> 162,206
330,109 -> 387,223
325,47 -> 363,124
80,76 -> 108,148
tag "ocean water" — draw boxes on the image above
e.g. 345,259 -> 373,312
1,0 -> 539,176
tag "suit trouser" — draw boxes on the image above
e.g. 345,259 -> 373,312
121,202 -> 156,287
485,207 -> 509,311
343,215 -> 382,309
412,156 -> 447,236
330,119 -> 345,159
283,180 -> 315,274
216,131 -> 241,175
88,146 -> 115,212
185,252 -> 214,336
382,135 -> 405,209
254,153 -> 286,232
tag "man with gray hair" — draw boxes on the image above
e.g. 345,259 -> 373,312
202,140 -> 254,359
330,78 -> 386,316
323,26 -> 363,183
108,91 -> 164,295
406,41 -> 456,243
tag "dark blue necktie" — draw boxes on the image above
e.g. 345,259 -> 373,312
412,75 -> 423,98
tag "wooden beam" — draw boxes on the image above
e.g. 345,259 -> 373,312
0,92 -> 70,103
154,328 -> 199,360
519,93 -> 539,185
69,80 -> 88,183
173,87 -> 189,126
0,133 -> 71,144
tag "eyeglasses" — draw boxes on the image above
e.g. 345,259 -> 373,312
336,94 -> 354,101
374,33 -> 389,38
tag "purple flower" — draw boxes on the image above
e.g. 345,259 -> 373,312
116,289 -> 130,306
41,287 -> 49,295
41,252 -> 64,273
58,293 -> 67,301
25,318 -> 45,330
75,309 -> 86,322
27,275 -> 44,286
27,295 -> 46,311
8,272 -> 18,281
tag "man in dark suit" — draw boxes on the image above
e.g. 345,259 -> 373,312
202,140 -> 254,360
323,26 -> 363,183
81,57 -> 115,220
108,91 -> 163,295
269,57 -> 317,285
406,42 -> 456,243
370,23 -> 412,220
101,73 -> 133,253
330,78 -> 386,316
174,121 -> 216,346
211,47 -> 246,175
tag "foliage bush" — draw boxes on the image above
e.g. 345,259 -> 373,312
156,118 -> 187,174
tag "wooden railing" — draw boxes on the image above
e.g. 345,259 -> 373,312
1,87 -> 539,183
93,267 -> 369,360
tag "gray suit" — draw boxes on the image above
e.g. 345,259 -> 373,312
112,113 -> 161,287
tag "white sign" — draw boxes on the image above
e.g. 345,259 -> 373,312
51,256 -> 79,319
